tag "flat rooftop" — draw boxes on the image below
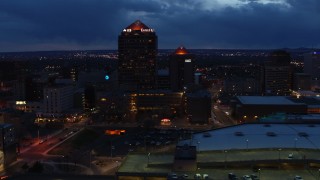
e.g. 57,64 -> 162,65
178,124 -> 320,151
237,96 -> 300,105
118,124 -> 320,179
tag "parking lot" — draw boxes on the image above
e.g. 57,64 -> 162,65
97,127 -> 194,157
169,168 -> 319,180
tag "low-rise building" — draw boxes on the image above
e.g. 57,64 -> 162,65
186,91 -> 211,124
232,96 -> 307,122
43,85 -> 74,117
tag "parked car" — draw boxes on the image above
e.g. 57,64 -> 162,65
228,173 -> 238,180
182,174 -> 188,178
242,175 -> 252,180
250,174 -> 259,180
168,173 -> 178,179
194,173 -> 201,179
288,153 -> 294,159
294,175 -> 303,180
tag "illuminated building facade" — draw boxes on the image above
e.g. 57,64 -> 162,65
224,77 -> 261,95
263,50 -> 292,95
0,124 -> 16,172
118,20 -> 157,91
43,85 -> 74,116
170,46 -> 195,91
232,96 -> 307,123
127,91 -> 184,119
304,52 -> 320,80
304,52 -> 320,90
14,101 -> 42,112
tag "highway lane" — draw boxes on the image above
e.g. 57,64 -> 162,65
19,127 -> 83,161
212,106 -> 236,127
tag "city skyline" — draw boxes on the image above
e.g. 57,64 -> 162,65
0,0 -> 319,52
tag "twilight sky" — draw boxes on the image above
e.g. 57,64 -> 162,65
0,0 -> 319,52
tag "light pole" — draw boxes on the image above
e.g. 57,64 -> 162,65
258,169 -> 261,179
224,150 -> 228,162
147,153 -> 150,167
278,148 -> 282,160
224,150 -> 227,168
246,139 -> 249,151
111,145 -> 115,158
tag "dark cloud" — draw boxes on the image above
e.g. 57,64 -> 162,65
0,0 -> 319,52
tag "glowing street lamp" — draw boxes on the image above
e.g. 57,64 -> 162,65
224,150 -> 228,168
246,139 -> 249,151
278,148 -> 282,160
147,153 -> 150,167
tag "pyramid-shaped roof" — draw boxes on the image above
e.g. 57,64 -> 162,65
174,46 -> 189,55
125,20 -> 150,31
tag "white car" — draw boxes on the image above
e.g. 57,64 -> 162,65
194,173 -> 201,179
288,153 -> 294,159
242,175 -> 252,180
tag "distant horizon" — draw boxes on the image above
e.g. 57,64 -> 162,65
1,47 -> 319,54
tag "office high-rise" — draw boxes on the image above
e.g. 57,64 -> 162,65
118,20 -> 157,91
170,46 -> 195,91
304,52 -> 320,80
304,52 -> 320,90
263,50 -> 292,95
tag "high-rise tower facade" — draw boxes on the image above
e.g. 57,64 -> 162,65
170,46 -> 195,91
263,50 -> 292,95
304,52 -> 320,80
304,51 -> 320,90
118,20 -> 157,91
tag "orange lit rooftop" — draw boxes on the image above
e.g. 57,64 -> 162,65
125,20 -> 151,31
174,46 -> 189,55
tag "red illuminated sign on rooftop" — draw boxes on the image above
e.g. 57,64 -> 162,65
123,20 -> 154,33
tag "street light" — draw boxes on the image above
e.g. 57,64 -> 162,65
111,145 -> 115,158
224,150 -> 228,168
147,153 -> 150,167
246,139 -> 249,151
224,150 -> 228,162
258,169 -> 261,179
278,148 -> 282,160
